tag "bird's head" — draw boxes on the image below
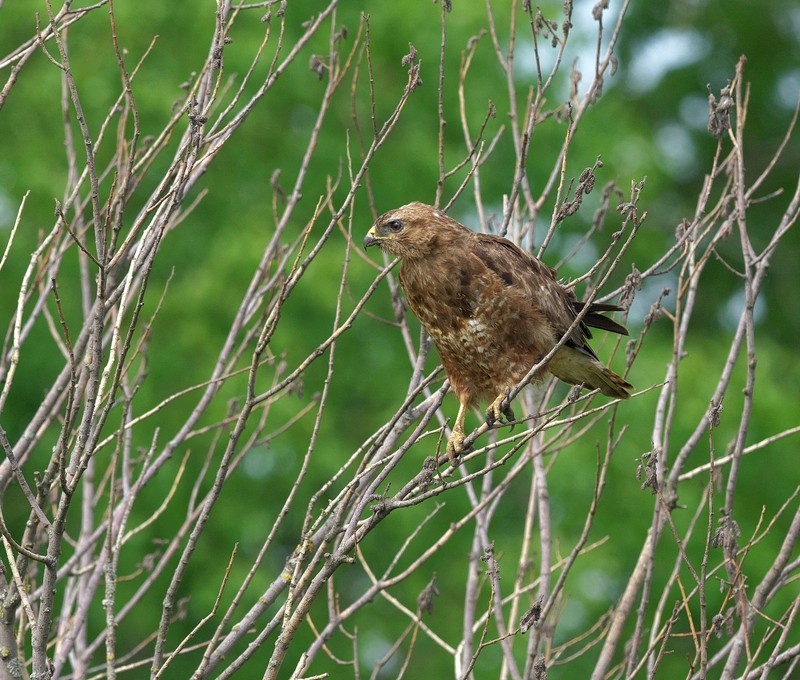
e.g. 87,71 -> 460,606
364,202 -> 465,260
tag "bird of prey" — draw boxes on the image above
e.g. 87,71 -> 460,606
364,202 -> 632,461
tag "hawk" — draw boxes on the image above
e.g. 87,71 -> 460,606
364,202 -> 632,461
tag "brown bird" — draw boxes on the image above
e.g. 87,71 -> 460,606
364,202 -> 632,461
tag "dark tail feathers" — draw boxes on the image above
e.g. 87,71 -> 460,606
573,301 -> 629,337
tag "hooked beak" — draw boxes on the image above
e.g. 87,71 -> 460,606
363,225 -> 380,248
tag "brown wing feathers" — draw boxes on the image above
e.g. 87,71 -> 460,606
474,233 -> 628,344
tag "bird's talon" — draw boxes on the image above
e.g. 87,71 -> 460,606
446,429 -> 466,466
487,389 -> 515,427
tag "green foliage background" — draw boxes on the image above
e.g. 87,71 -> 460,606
1,0 -> 798,677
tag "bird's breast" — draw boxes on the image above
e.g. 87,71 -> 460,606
398,257 -> 559,401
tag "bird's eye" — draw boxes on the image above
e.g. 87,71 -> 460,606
386,219 -> 403,233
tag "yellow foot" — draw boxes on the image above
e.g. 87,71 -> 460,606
486,389 -> 516,427
445,427 -> 465,465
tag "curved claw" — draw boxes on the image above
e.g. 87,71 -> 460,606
486,389 -> 516,427
446,401 -> 469,465
446,428 -> 465,465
